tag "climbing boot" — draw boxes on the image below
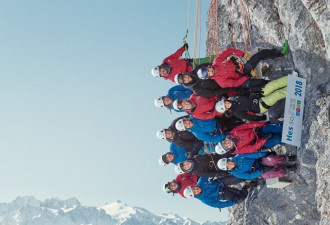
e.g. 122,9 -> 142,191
285,165 -> 297,173
287,155 -> 297,162
281,40 -> 290,55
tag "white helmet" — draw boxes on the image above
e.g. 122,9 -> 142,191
174,73 -> 184,85
175,119 -> 186,131
154,97 -> 165,107
217,158 -> 228,171
215,142 -> 227,155
159,156 -> 167,166
215,97 -> 226,113
197,67 -> 208,79
151,66 -> 160,77
183,186 -> 194,198
174,165 -> 184,174
156,129 -> 166,139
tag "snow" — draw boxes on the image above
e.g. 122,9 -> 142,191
99,201 -> 136,220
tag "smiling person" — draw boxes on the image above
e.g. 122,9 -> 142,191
183,177 -> 248,209
174,70 -> 240,98
214,122 -> 283,155
205,42 -> 289,90
216,75 -> 289,122
175,116 -> 225,144
154,85 -> 192,112
217,152 -> 297,180
158,143 -> 202,166
175,154 -> 244,185
163,173 -> 199,198
172,94 -> 223,120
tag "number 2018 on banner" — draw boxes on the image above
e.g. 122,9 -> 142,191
295,81 -> 303,97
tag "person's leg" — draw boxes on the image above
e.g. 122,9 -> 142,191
259,87 -> 287,113
262,76 -> 288,96
243,49 -> 282,74
220,175 -> 245,185
263,134 -> 282,148
222,186 -> 248,203
261,123 -> 283,134
260,168 -> 286,179
261,155 -> 286,166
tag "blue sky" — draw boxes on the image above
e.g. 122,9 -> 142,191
0,0 -> 227,222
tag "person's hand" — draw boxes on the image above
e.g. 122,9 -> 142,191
243,52 -> 251,60
250,69 -> 258,77
183,43 -> 189,50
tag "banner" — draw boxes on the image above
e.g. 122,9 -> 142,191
282,73 -> 306,147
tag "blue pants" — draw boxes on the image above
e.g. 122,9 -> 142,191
261,123 -> 283,148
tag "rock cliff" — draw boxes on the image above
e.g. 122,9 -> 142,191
206,1 -> 329,224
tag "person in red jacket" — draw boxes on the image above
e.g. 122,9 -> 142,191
172,94 -> 222,120
215,122 -> 283,155
151,44 -> 216,82
200,41 -> 289,91
163,173 -> 199,198
151,44 -> 192,82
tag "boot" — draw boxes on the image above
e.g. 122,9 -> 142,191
281,40 -> 290,55
285,165 -> 297,173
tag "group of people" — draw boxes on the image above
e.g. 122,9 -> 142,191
152,42 -> 297,209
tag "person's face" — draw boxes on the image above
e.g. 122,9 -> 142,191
182,100 -> 193,110
207,67 -> 215,77
159,67 -> 169,77
223,138 -> 234,149
183,161 -> 192,171
165,130 -> 173,139
169,182 -> 178,191
192,186 -> 202,196
165,153 -> 174,162
183,74 -> 192,83
227,160 -> 237,170
183,120 -> 193,129
163,96 -> 173,106
224,100 -> 232,110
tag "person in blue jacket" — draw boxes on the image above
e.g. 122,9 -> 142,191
183,177 -> 248,209
175,116 -> 225,144
154,85 -> 193,112
217,152 -> 297,180
159,143 -> 199,166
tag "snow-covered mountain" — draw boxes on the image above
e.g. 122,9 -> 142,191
0,196 -> 226,225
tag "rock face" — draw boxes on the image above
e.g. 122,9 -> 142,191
206,0 -> 329,225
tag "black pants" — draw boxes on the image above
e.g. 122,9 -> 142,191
243,49 -> 283,74
222,186 -> 248,203
220,175 -> 244,185
215,115 -> 244,133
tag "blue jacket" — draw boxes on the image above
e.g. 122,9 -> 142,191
170,143 -> 204,165
195,177 -> 236,209
170,143 -> 188,165
168,85 -> 193,112
229,152 -> 268,180
187,116 -> 225,144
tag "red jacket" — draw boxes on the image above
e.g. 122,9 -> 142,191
176,173 -> 198,198
229,122 -> 267,154
186,94 -> 222,120
162,46 -> 192,82
210,48 -> 248,88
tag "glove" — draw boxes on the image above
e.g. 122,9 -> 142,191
258,114 -> 267,121
183,43 -> 189,50
243,53 -> 251,61
250,69 -> 258,77
263,133 -> 272,140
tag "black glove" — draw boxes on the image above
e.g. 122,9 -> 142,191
260,165 -> 272,173
183,43 -> 189,50
262,133 -> 272,140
